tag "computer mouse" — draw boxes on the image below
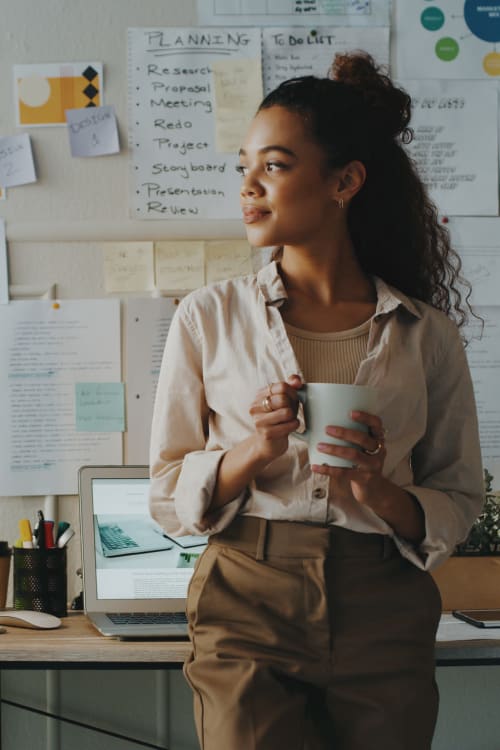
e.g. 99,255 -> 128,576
0,610 -> 62,629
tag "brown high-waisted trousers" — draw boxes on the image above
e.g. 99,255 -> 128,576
184,515 -> 441,750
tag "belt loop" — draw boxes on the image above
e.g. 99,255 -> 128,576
383,536 -> 394,559
255,518 -> 268,561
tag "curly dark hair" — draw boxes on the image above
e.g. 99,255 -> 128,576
258,52 -> 472,329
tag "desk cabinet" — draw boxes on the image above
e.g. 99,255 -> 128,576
1,614 -> 500,750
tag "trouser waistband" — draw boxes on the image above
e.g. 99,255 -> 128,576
209,515 -> 397,561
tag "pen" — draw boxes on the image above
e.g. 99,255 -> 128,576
36,510 -> 45,549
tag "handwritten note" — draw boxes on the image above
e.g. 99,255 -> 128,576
0,220 -> 7,304
0,299 -> 121,495
103,242 -> 155,292
75,382 -> 125,432
263,26 -> 389,92
128,27 -> 261,220
402,80 -> 498,216
0,133 -> 37,188
154,240 -> 205,291
125,298 -> 178,463
212,58 -> 262,153
205,240 -> 253,283
449,218 -> 500,306
66,105 -> 120,157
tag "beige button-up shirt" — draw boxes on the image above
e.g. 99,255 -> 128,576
149,261 -> 484,571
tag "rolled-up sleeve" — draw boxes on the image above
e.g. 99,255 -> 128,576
149,301 -> 246,537
396,324 -> 484,571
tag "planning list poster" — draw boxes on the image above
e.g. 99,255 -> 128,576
128,27 -> 261,220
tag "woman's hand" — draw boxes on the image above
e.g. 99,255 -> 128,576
312,411 -> 425,542
312,409 -> 387,509
248,375 -> 303,465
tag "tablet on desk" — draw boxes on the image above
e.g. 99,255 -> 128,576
452,609 -> 500,628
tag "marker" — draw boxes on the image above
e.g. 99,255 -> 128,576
18,519 -> 33,545
56,522 -> 70,542
43,521 -> 55,549
57,527 -> 75,548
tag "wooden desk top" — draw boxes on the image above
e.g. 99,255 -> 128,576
1,612 -> 500,669
0,612 -> 191,669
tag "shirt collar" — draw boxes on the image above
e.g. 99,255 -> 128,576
256,261 -> 423,320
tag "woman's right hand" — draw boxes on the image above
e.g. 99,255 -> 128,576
248,375 -> 303,464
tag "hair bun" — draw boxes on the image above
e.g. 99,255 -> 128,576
330,52 -> 411,142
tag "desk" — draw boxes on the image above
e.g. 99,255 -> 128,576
0,612 -> 499,669
0,612 -> 191,669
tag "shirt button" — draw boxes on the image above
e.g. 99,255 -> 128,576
313,488 -> 327,499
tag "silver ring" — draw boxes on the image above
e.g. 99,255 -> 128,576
262,396 -> 273,412
364,441 -> 383,456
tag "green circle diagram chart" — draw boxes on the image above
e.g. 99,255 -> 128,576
418,0 -> 500,75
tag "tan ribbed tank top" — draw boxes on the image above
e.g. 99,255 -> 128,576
285,318 -> 371,384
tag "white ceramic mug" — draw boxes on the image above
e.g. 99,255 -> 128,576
295,383 -> 379,468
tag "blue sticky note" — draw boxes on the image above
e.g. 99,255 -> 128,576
75,382 -> 125,432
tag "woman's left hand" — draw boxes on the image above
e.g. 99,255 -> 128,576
312,410 -> 387,509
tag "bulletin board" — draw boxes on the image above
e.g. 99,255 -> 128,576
1,0 -> 500,555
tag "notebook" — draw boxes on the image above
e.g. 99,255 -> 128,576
79,465 -> 208,638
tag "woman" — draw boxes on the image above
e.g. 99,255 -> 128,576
149,53 -> 483,750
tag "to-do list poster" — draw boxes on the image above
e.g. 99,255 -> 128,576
128,27 -> 261,220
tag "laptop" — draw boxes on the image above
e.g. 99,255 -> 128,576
79,465 -> 208,638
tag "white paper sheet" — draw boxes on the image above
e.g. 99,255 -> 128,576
0,219 -> 8,304
437,613 -> 500,642
0,133 -> 37,188
125,297 -> 178,463
465,306 -> 500,479
66,105 -> 120,157
449,217 -> 500,306
396,0 -> 500,80
401,79 -> 498,216
0,299 -> 121,495
197,0 -> 390,27
263,26 -> 389,92
128,27 -> 261,220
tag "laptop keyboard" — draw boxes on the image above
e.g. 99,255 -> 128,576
99,524 -> 139,551
107,612 -> 187,625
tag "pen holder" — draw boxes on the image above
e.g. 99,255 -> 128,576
13,547 -> 67,617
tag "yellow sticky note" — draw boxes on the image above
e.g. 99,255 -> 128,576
211,58 -> 263,153
154,241 -> 205,291
103,242 -> 155,293
205,240 -> 253,284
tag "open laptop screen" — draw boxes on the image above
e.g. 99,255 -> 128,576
79,466 -> 208,609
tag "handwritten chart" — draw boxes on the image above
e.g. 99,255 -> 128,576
197,0 -> 390,26
262,26 -> 389,92
396,0 -> 500,78
401,79 -> 498,216
128,27 -> 261,220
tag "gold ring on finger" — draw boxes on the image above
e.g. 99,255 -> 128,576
262,396 -> 273,412
364,441 -> 383,456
